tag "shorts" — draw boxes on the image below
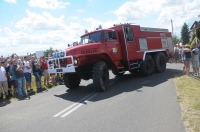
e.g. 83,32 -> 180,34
192,60 -> 199,68
33,72 -> 41,83
24,72 -> 32,83
43,70 -> 49,78
0,81 -> 8,94
184,57 -> 191,61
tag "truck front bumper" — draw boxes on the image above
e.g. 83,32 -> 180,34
48,66 -> 76,74
47,55 -> 77,74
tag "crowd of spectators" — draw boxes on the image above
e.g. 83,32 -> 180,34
170,43 -> 200,76
0,53 -> 63,101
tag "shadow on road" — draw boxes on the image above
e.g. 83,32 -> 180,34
0,99 -> 11,107
54,68 -> 184,102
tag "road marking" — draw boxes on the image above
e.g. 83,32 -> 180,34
61,92 -> 99,117
53,77 -> 120,118
53,91 -> 97,117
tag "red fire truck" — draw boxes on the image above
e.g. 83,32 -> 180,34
48,23 -> 173,92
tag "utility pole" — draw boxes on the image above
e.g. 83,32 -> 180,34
171,19 -> 174,35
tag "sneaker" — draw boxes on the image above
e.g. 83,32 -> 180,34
36,88 -> 41,93
18,96 -> 25,100
40,87 -> 46,91
0,93 -> 3,99
6,95 -> 11,100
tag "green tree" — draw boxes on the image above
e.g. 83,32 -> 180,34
181,23 -> 190,45
172,35 -> 181,45
44,47 -> 53,57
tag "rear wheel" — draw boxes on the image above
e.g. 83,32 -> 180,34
63,73 -> 80,89
154,52 -> 166,73
141,54 -> 154,76
92,61 -> 109,92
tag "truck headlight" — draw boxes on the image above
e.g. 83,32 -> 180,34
74,59 -> 78,65
60,52 -> 65,57
56,52 -> 60,58
52,53 -> 56,59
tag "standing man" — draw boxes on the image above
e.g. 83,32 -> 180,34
9,59 -> 18,95
13,59 -> 26,98
23,56 -> 33,93
40,56 -> 49,86
192,43 -> 199,76
31,56 -> 42,92
174,44 -> 179,63
0,61 -> 9,100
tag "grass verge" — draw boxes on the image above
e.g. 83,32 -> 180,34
173,75 -> 200,132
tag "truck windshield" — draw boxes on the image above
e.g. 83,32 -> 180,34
80,31 -> 103,44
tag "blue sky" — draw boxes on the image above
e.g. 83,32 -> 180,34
0,0 -> 200,57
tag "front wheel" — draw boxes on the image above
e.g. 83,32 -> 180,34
63,73 -> 80,89
92,61 -> 109,92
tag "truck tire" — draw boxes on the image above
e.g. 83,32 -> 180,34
63,73 -> 80,89
141,54 -> 154,76
154,52 -> 166,73
92,61 -> 109,92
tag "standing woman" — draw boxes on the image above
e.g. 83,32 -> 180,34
182,45 -> 192,76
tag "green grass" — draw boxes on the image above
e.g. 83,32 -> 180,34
174,75 -> 200,132
31,75 -> 60,91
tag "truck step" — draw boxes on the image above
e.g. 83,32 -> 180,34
130,63 -> 140,69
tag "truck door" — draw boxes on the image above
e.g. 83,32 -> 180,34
123,26 -> 137,61
105,31 -> 122,62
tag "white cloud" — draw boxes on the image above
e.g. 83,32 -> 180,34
156,0 -> 200,28
29,0 -> 70,9
1,9 -> 118,57
114,0 -> 200,30
114,0 -> 162,21
83,17 -> 117,31
4,0 -> 16,3
16,10 -> 66,30
75,9 -> 85,14
0,27 -> 80,56
0,10 -> 88,56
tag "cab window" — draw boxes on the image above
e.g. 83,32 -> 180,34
124,27 -> 134,42
106,31 -> 117,40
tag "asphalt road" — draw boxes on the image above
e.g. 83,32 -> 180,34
0,63 -> 185,132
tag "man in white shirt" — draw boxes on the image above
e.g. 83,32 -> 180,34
23,56 -> 33,92
192,43 -> 200,76
0,61 -> 9,99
